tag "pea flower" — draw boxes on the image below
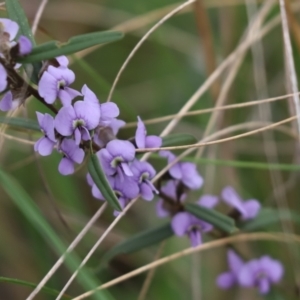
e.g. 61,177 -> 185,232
135,116 -> 162,148
171,195 -> 217,247
131,160 -> 158,201
0,18 -> 19,52
58,139 -> 84,175
38,59 -> 80,105
55,85 -> 101,145
216,250 -> 244,289
221,186 -> 261,220
160,150 -> 203,190
156,180 -> 187,218
238,256 -> 284,294
98,139 -> 135,179
34,112 -> 57,156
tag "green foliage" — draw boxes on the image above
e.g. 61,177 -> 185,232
19,31 -> 124,63
0,116 -> 39,131
88,153 -> 122,211
162,133 -> 197,147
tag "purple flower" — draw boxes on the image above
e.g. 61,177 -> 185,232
197,194 -> 219,208
98,139 -> 135,179
135,116 -> 162,148
156,180 -> 186,218
238,256 -> 284,294
221,186 -> 261,220
131,160 -> 158,201
17,35 -> 32,56
171,212 -> 213,247
38,64 -> 80,105
0,63 -> 7,93
216,250 -> 244,289
55,86 -> 101,145
34,112 -> 57,156
159,150 -> 203,190
0,91 -> 13,111
58,139 -> 85,175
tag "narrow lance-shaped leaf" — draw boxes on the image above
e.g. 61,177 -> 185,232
185,203 -> 237,234
0,168 -> 113,300
88,153 -> 122,211
0,277 -> 71,299
102,222 -> 173,263
162,133 -> 197,147
0,116 -> 40,131
18,31 -> 124,63
241,208 -> 300,231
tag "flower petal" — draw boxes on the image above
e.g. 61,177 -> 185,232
17,35 -> 32,55
59,157 -> 74,175
101,102 -> 119,121
58,87 -> 81,106
0,18 -> 19,40
260,256 -> 284,283
0,91 -> 12,111
35,137 -> 55,156
242,199 -> 261,220
238,261 -> 258,287
0,64 -> 7,93
135,116 -> 146,148
47,66 -> 75,84
38,71 -> 58,104
106,140 -> 136,162
216,272 -> 236,289
228,250 -> 244,275
56,56 -> 69,67
55,106 -> 76,136
198,194 -> 218,208
74,100 -> 101,130
145,135 -> 162,148
221,186 -> 247,217
181,162 -> 203,190
156,199 -> 169,218
189,229 -> 202,247
171,212 -> 192,236
140,182 -> 154,201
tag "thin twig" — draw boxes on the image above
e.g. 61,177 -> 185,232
31,0 -> 48,35
106,0 -> 197,102
135,115 -> 298,152
124,90 -> 296,128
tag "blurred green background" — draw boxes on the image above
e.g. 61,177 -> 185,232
0,0 -> 300,299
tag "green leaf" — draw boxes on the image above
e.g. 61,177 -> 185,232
0,168 -> 112,300
185,203 -> 237,234
0,116 -> 40,131
102,222 -> 173,262
0,277 -> 71,299
88,154 -> 122,211
19,31 -> 124,63
5,0 -> 35,44
241,208 -> 300,231
162,133 -> 197,147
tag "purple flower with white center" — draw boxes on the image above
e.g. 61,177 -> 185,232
135,116 -> 162,149
171,212 -> 213,247
221,186 -> 261,220
156,180 -> 186,218
159,150 -> 203,190
58,139 -> 85,175
16,35 -> 32,56
55,86 -> 101,145
238,256 -> 284,294
38,65 -> 80,105
34,112 -> 57,156
98,139 -> 135,179
0,63 -> 7,93
216,250 -> 244,289
131,160 -> 158,201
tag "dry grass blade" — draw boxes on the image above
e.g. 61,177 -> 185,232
32,0 -> 48,35
25,203 -> 107,300
106,0 -> 197,102
124,92 -> 297,128
135,115 -> 298,152
72,232 -> 300,300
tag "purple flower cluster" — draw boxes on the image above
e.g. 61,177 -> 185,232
156,181 -> 261,247
217,250 -> 284,295
0,18 -> 32,111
